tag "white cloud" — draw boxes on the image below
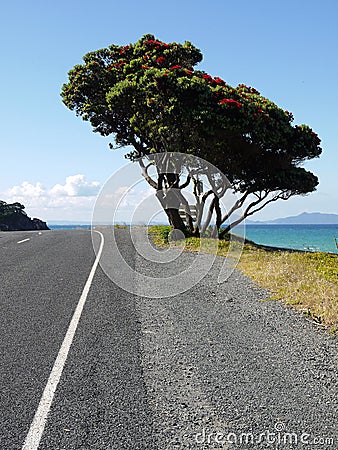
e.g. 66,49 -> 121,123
8,181 -> 46,198
1,174 -> 101,221
50,174 -> 100,197
1,175 -> 159,223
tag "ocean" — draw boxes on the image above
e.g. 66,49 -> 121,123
234,224 -> 338,254
49,223 -> 338,254
50,225 -> 92,231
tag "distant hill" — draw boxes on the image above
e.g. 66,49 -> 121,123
0,200 -> 49,231
250,212 -> 338,225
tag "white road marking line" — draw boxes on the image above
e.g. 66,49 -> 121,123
22,230 -> 104,450
17,238 -> 30,244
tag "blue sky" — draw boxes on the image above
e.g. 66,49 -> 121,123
1,0 -> 337,222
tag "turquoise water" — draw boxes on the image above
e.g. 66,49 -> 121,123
49,225 -> 91,231
49,224 -> 338,254
234,224 -> 338,254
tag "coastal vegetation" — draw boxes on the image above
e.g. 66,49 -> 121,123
61,34 -> 321,238
0,200 -> 49,231
150,226 -> 338,334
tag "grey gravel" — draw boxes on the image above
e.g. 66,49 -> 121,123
132,229 -> 337,449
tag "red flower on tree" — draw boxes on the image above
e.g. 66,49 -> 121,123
119,45 -> 130,54
219,98 -> 242,108
156,56 -> 165,65
146,39 -> 164,47
170,65 -> 182,70
213,77 -> 225,85
202,74 -> 212,81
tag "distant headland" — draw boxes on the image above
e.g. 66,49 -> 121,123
248,212 -> 338,225
0,200 -> 49,231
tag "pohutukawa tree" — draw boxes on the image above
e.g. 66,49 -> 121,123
61,34 -> 322,236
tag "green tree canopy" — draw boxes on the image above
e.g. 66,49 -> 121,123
61,34 -> 322,234
0,200 -> 27,215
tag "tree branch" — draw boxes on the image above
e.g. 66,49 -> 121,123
245,191 -> 290,217
220,190 -> 289,235
177,190 -> 194,231
211,195 -> 222,237
195,189 -> 213,229
220,191 -> 250,224
200,195 -> 216,235
242,190 -> 270,217
138,159 -> 157,189
179,175 -> 191,189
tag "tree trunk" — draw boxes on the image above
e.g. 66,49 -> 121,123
177,191 -> 194,232
165,208 -> 186,232
155,173 -> 186,235
211,196 -> 222,238
200,195 -> 216,235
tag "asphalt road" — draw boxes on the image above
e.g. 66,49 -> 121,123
0,228 -> 337,449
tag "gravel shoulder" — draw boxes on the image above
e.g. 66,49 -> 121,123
133,227 -> 338,449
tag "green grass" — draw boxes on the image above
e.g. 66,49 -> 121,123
149,226 -> 338,334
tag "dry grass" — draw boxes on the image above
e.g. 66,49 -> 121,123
237,246 -> 337,333
149,226 -> 338,334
